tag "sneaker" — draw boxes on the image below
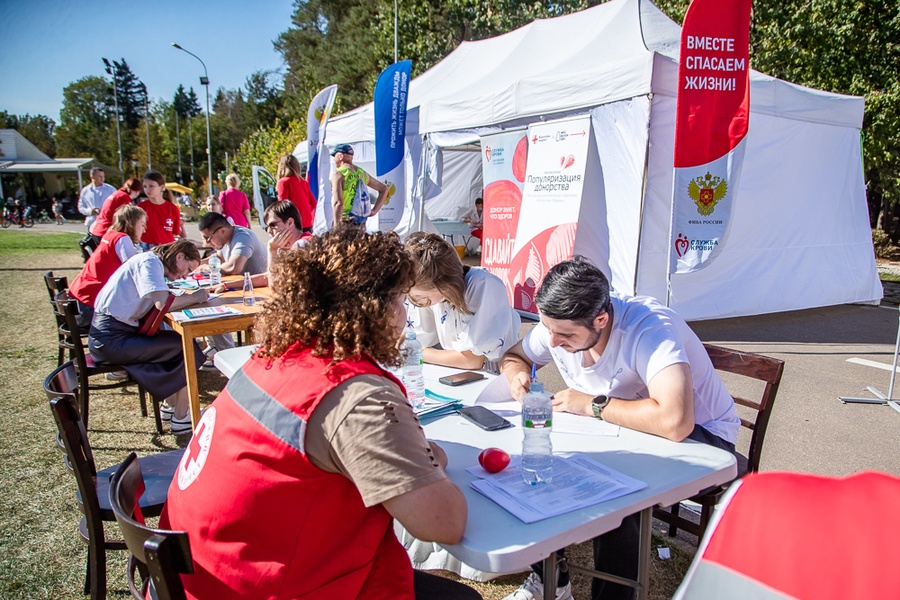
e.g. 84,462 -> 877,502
170,413 -> 193,435
502,573 -> 573,600
199,359 -> 218,372
105,370 -> 128,381
160,404 -> 175,422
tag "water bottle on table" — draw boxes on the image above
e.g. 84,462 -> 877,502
208,254 -> 221,286
522,367 -> 553,484
242,272 -> 255,306
401,331 -> 425,410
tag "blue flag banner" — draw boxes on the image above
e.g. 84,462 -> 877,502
374,60 -> 412,176
306,85 -> 338,200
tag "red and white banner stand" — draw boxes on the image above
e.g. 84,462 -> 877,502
480,129 -> 528,304
482,116 -> 591,316
668,0 -> 751,280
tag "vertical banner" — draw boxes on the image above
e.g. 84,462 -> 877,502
481,130 -> 528,303
373,60 -> 412,231
306,85 -> 338,201
508,116 -> 590,314
668,0 -> 751,274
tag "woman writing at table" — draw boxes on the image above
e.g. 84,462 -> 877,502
161,227 -> 480,600
88,240 -> 209,435
405,231 -> 520,371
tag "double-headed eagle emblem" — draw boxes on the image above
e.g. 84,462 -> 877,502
688,172 -> 727,217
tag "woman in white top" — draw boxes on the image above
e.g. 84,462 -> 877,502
405,231 -> 521,371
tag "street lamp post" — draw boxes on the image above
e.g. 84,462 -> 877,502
101,58 -> 123,179
172,42 -> 213,197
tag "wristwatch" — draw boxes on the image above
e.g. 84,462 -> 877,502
591,394 -> 610,420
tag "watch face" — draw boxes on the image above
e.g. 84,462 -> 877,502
592,395 -> 608,408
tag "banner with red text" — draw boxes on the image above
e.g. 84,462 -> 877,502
668,0 -> 751,274
510,117 -> 590,313
480,129 -> 528,303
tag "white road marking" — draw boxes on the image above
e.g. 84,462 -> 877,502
847,357 -> 900,373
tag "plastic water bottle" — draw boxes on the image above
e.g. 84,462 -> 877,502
401,331 -> 425,410
208,254 -> 222,286
242,272 -> 255,306
522,379 -> 553,484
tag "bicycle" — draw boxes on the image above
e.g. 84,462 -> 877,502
1,206 -> 35,228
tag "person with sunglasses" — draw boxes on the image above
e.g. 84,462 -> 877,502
329,143 -> 389,228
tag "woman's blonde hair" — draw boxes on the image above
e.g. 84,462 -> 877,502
405,231 -> 471,314
110,204 -> 147,242
256,228 -> 415,366
225,173 -> 240,188
277,154 -> 302,179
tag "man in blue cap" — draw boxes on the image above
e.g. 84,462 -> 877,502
330,143 -> 389,228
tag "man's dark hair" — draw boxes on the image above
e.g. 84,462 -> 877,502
264,200 -> 302,229
534,256 -> 610,326
198,211 -> 229,232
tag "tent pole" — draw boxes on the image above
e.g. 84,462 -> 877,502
840,304 -> 900,414
633,93 -> 654,297
415,134 -> 429,233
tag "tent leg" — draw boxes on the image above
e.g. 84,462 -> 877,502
840,305 -> 900,414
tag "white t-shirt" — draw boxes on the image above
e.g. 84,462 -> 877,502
521,292 -> 740,444
114,236 -> 139,263
406,268 -> 521,362
93,252 -> 168,327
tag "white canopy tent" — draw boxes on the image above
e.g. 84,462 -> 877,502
315,0 -> 880,320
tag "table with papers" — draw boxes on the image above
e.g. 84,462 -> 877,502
421,365 -> 737,600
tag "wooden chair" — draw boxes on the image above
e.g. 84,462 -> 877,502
109,452 -> 193,600
654,343 -> 784,542
53,290 -> 163,433
44,271 -> 71,367
45,369 -> 182,600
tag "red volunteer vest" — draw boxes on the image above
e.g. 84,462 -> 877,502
89,189 -> 132,237
160,344 -> 415,600
69,230 -> 129,307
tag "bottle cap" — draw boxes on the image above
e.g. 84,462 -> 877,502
405,331 -> 416,340
530,380 -> 544,393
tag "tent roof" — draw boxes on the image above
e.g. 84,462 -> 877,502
0,157 -> 122,176
325,0 -> 862,142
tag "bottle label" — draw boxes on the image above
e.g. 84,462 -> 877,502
524,419 -> 552,429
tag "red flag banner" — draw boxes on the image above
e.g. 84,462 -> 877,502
669,0 -> 751,274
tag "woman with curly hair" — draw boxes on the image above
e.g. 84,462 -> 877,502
405,231 -> 521,371
161,228 -> 480,600
88,240 -> 209,434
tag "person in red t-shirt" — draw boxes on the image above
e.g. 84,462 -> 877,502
276,153 -> 315,231
89,177 -> 143,242
138,171 -> 182,248
218,173 -> 251,228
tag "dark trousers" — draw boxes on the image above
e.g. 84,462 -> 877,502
414,570 -> 482,600
531,424 -> 740,600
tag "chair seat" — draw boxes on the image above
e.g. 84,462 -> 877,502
75,450 -> 184,519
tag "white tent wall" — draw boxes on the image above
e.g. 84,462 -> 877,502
421,148 -> 483,219
639,63 -> 880,320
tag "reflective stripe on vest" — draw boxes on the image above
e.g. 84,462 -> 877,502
226,367 -> 307,454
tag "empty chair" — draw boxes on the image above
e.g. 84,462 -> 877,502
654,343 -> 784,541
674,471 -> 900,599
44,271 -> 71,366
53,289 -> 163,433
109,452 -> 193,600
45,367 -> 182,600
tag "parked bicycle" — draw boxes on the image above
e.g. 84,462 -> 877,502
1,205 -> 35,228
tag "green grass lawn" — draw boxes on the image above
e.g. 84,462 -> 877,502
0,229 -> 695,599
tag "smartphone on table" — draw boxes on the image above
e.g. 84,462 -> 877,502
458,406 -> 513,431
439,371 -> 485,386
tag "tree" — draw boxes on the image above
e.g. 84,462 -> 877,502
55,76 -> 117,163
243,70 -> 283,132
0,111 -> 56,157
232,119 -> 306,198
105,58 -> 148,128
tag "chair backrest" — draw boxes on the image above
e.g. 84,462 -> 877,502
49,395 -> 103,538
44,361 -> 81,457
53,290 -> 91,405
703,343 -> 784,473
674,471 -> 900,600
109,452 -> 192,600
44,270 -> 68,302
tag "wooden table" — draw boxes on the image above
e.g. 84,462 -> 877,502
163,281 -> 267,429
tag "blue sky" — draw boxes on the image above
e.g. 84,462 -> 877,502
0,0 -> 295,122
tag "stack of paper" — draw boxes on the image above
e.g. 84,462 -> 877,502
415,389 -> 463,422
170,306 -> 243,322
469,455 -> 647,523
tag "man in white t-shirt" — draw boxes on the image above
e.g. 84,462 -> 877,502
499,257 -> 740,600
78,167 -> 116,232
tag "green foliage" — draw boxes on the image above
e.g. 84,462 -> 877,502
232,120 -> 306,197
0,111 -> 56,157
